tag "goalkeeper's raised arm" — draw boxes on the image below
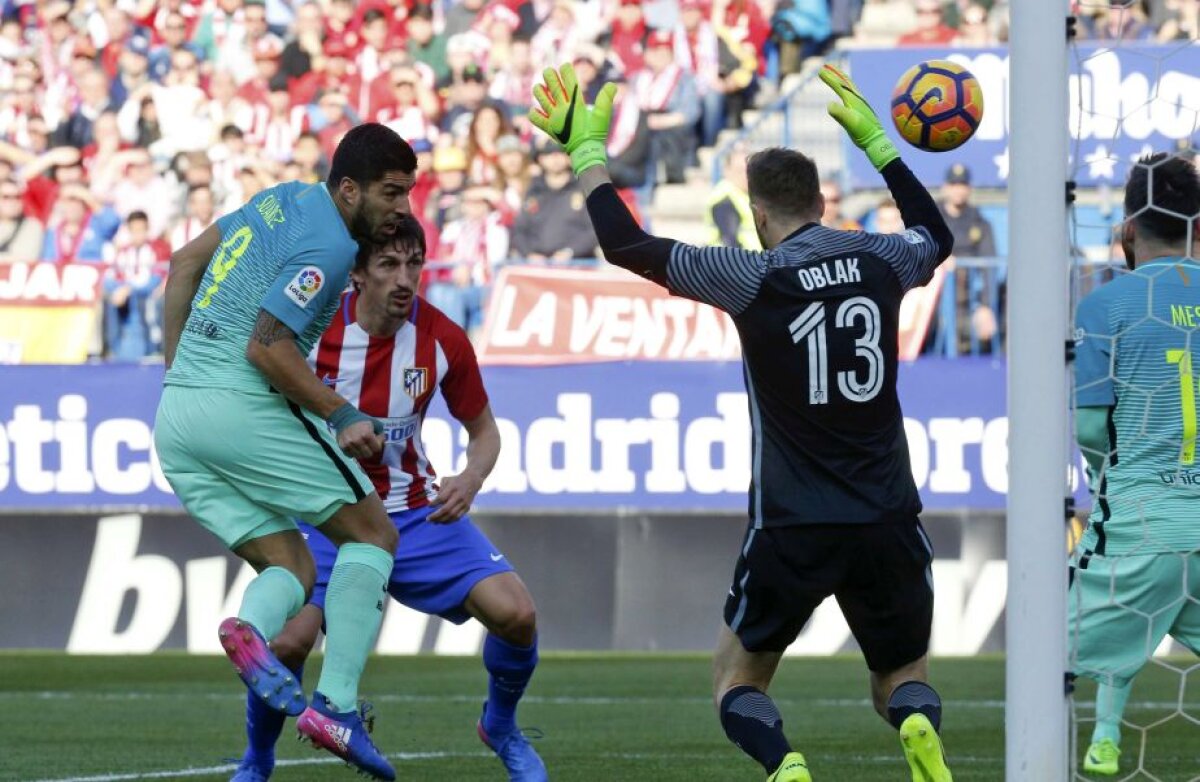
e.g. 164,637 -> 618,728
527,62 -> 954,310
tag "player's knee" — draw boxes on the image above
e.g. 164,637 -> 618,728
495,598 -> 537,646
271,634 -> 316,671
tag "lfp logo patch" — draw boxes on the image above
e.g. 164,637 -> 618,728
285,266 -> 324,308
403,367 -> 428,398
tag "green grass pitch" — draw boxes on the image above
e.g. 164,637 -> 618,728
1,653 -> 1196,781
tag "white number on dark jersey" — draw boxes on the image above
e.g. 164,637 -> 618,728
787,296 -> 884,405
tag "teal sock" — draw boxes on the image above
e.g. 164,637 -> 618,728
1091,680 -> 1131,745
317,542 -> 393,713
237,566 -> 305,641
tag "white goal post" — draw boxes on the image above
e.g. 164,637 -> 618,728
1005,0 -> 1071,779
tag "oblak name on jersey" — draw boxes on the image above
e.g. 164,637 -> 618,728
794,257 -> 861,292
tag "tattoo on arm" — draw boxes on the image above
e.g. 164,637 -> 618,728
251,309 -> 296,348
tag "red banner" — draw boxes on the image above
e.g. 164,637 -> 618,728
0,263 -> 103,363
478,266 -> 741,365
479,264 -> 945,365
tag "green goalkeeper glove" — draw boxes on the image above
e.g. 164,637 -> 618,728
528,63 -> 619,176
820,63 -> 899,172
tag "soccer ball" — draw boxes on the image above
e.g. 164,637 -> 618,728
890,60 -> 984,152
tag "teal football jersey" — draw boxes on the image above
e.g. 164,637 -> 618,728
166,181 -> 358,394
1074,257 -> 1200,555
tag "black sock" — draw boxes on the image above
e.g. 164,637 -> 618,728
719,685 -> 792,773
886,680 -> 943,731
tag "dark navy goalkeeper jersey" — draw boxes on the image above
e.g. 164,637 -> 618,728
666,223 -> 943,527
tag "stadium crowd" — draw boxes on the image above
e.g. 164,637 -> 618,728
0,0 -> 1191,359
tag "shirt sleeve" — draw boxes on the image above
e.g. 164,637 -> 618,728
259,243 -> 352,337
438,324 -> 489,422
1074,291 -> 1115,407
666,242 -> 770,316
868,227 -> 944,293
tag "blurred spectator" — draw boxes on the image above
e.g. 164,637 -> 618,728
357,8 -> 391,86
445,0 -> 488,37
531,0 -> 580,69
634,31 -> 700,184
323,0 -> 362,55
466,103 -> 514,185
193,0 -> 251,70
406,5 -> 448,82
313,90 -> 357,164
102,210 -> 166,361
290,132 -> 326,183
705,143 -> 760,249
13,146 -> 85,225
828,0 -> 866,43
255,80 -> 303,162
148,11 -> 203,84
203,70 -> 255,143
289,36 -> 363,111
1153,0 -> 1200,41
0,178 -> 44,264
0,72 -> 42,150
605,0 -> 648,75
953,3 -> 996,46
428,184 -> 509,334
40,183 -> 120,264
674,0 -> 724,148
80,112 -> 127,191
489,37 -> 538,116
441,64 -> 504,138
512,144 -> 599,261
872,198 -> 904,235
495,134 -> 533,219
605,87 -> 652,191
897,0 -> 957,46
109,149 -> 176,237
937,164 -> 1000,353
429,145 -> 468,230
170,184 -> 217,250
819,178 -> 862,231
55,65 -> 112,149
279,1 -> 324,83
240,39 -> 286,106
119,48 -> 208,155
718,0 -> 771,54
374,63 -> 441,141
479,2 -> 523,75
712,6 -> 760,131
1082,1 -> 1154,41
940,164 -> 995,257
770,0 -> 831,76
109,34 -> 153,109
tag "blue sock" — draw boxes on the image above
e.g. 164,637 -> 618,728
482,633 -> 538,736
886,680 -> 943,732
719,685 -> 792,773
1091,680 -> 1130,745
242,663 -> 304,772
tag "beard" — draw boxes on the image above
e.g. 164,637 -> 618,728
349,203 -> 375,242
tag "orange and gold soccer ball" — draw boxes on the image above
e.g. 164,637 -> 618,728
890,60 -> 984,152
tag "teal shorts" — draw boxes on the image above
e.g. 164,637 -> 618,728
154,385 -> 375,550
1069,550 -> 1200,686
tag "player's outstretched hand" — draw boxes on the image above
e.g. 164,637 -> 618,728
528,62 -> 618,176
427,473 -> 483,523
819,63 -> 899,172
337,419 -> 385,459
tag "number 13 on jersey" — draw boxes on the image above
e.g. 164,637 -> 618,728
789,297 -> 884,405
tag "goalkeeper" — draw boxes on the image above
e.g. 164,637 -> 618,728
528,64 -> 954,781
1071,152 -> 1200,777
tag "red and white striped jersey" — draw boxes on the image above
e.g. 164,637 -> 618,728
309,292 -> 489,512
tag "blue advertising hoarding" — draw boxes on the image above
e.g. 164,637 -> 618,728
844,44 -> 1200,190
0,360 -> 1085,513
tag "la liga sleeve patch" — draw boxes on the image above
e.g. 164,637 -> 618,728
285,265 -> 325,308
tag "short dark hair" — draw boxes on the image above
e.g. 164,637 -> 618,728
355,214 -> 426,270
746,147 -> 820,218
363,8 -> 387,25
127,210 -> 149,224
327,122 -> 417,189
1125,153 -> 1200,244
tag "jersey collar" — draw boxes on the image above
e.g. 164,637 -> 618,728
1135,256 -> 1200,275
780,221 -> 820,245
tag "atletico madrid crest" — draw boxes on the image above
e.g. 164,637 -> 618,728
403,367 -> 428,398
